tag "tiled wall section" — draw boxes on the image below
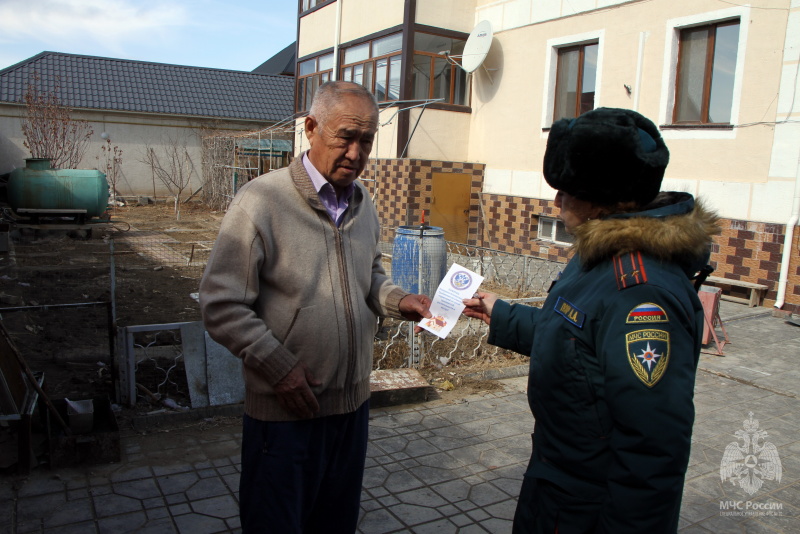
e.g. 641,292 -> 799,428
478,198 -> 799,313
365,159 -> 800,314
710,218 -> 800,314
478,193 -> 572,264
362,159 -> 485,245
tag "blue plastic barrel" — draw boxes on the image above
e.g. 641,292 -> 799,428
391,225 -> 447,296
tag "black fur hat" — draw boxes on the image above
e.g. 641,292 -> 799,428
543,108 -> 669,206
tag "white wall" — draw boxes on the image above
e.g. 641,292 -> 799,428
298,0 -> 406,59
406,108 -> 471,161
417,0 -> 477,32
291,0 -> 798,224
475,0 -> 636,33
341,0 -> 405,43
298,2 -> 339,58
768,7 -> 800,181
468,0 -> 797,223
0,104 -> 271,198
0,106 -> 30,170
374,111 -> 400,160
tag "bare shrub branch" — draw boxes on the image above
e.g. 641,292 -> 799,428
140,137 -> 196,220
97,136 -> 123,211
199,123 -> 294,212
21,74 -> 93,169
200,132 -> 236,211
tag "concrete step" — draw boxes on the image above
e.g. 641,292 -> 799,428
370,368 -> 433,408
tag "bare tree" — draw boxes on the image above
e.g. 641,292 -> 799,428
201,133 -> 236,211
199,123 -> 294,212
21,75 -> 93,169
140,137 -> 197,220
97,135 -> 123,212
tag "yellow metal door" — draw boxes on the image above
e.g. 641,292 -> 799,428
430,172 -> 470,244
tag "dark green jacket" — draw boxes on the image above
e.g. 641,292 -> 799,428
490,193 -> 718,533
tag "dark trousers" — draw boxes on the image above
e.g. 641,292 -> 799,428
239,401 -> 370,534
513,476 -> 601,534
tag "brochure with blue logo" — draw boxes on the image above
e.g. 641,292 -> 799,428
419,263 -> 484,339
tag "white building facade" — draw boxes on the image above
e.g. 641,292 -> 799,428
297,0 -> 798,311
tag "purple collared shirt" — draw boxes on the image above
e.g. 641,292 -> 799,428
302,152 -> 354,227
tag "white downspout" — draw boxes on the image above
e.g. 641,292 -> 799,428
332,0 -> 342,81
774,156 -> 800,309
633,31 -> 648,112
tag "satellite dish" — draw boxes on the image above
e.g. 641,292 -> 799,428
460,20 -> 493,74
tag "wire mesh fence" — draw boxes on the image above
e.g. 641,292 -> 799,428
379,239 -> 562,300
387,226 -> 448,297
1,218 -> 565,409
117,323 -> 191,410
0,232 -> 117,401
112,232 -> 211,277
0,226 -> 207,406
376,239 -> 563,372
200,121 -> 295,211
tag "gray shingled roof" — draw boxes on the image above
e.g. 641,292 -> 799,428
252,43 -> 296,76
0,52 -> 295,122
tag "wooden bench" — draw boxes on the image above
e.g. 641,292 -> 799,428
705,276 -> 768,308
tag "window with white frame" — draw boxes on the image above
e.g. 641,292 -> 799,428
538,216 -> 573,244
543,32 -> 603,129
673,19 -> 740,124
660,7 -> 748,133
553,42 -> 598,120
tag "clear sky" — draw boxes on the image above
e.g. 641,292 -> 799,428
0,0 -> 298,72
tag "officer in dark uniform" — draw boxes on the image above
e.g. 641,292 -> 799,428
463,108 -> 720,533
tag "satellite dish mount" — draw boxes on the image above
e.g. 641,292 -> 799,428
445,20 -> 495,84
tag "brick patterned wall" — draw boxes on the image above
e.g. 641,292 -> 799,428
477,196 -> 800,313
710,218 -> 800,314
364,160 -> 800,314
478,193 -> 572,264
362,158 -> 484,245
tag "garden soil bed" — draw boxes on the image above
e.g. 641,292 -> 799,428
1,200 -> 527,426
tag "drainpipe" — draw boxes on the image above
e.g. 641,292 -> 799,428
332,0 -> 342,81
774,155 -> 800,309
633,31 -> 648,112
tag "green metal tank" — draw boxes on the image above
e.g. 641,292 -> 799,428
8,158 -> 110,219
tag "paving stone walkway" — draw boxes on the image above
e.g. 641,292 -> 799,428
2,302 -> 799,533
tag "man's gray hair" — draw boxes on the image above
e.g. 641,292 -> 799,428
308,81 -> 379,127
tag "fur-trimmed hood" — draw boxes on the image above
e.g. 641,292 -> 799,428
572,192 -> 720,276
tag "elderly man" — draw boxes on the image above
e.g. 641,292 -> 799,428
200,81 -> 431,533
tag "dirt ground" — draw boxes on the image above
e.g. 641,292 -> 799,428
1,201 -> 525,421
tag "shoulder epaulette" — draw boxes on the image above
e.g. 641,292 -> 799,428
613,252 -> 648,290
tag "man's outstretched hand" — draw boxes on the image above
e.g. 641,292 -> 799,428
399,294 -> 433,333
399,294 -> 433,322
